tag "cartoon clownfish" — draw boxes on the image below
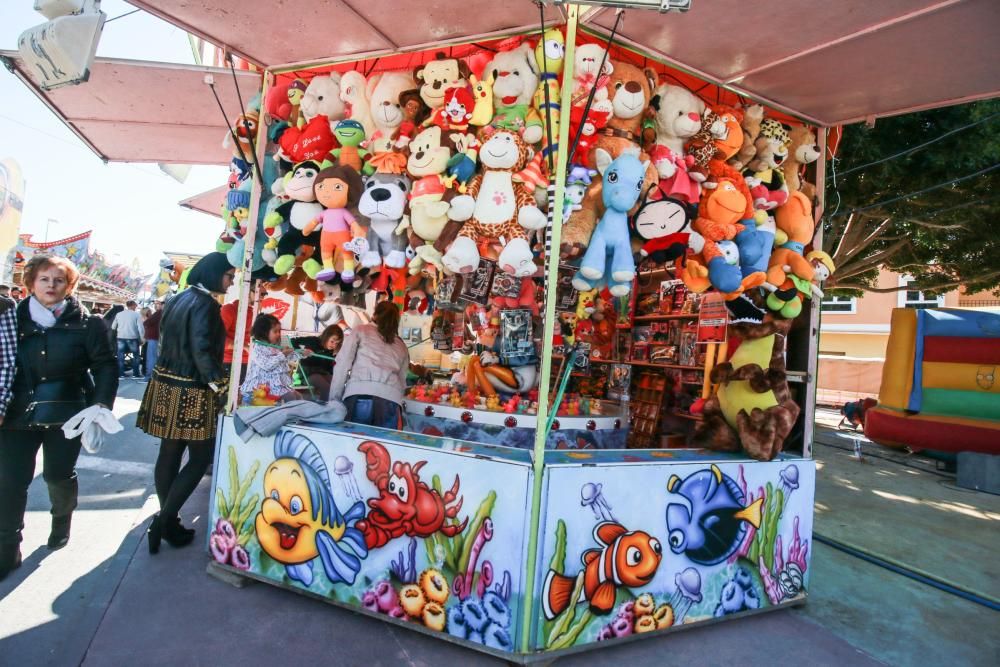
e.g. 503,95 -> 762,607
543,522 -> 662,618
255,430 -> 368,587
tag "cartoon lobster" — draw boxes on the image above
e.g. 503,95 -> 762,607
355,441 -> 467,549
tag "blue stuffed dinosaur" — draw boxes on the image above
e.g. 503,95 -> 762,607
571,148 -> 649,296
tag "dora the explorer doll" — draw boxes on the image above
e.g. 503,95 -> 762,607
304,164 -> 365,283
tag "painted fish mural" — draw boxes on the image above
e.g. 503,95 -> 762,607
665,464 -> 764,565
543,522 -> 662,618
255,430 -> 369,587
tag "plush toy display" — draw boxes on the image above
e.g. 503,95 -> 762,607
728,104 -> 764,171
267,161 -> 326,278
744,118 -> 791,210
534,28 -> 565,157
443,129 -> 546,276
684,174 -> 757,295
302,164 -> 365,283
782,125 -> 821,197
358,173 -> 410,269
630,189 -> 697,264
686,104 -> 744,182
562,60 -> 658,257
572,147 -> 649,296
570,43 -> 613,106
367,71 -> 417,153
340,70 -> 376,138
414,53 -> 470,111
647,84 -> 704,204
300,73 -> 347,130
486,44 -> 544,145
329,119 -> 375,175
693,315 -> 799,461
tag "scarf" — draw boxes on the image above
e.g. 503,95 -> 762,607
28,296 -> 65,329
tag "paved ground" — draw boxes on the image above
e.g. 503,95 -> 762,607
1,388 -> 997,666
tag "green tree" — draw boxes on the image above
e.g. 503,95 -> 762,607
822,99 -> 1000,296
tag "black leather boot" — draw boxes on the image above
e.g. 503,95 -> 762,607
0,543 -> 22,581
163,515 -> 195,548
47,514 -> 72,550
147,513 -> 162,555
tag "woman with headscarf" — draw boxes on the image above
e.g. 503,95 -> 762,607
136,252 -> 234,554
0,255 -> 117,581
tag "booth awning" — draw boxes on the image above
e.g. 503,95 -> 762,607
0,53 -> 262,164
179,185 -> 228,218
122,0 -> 999,127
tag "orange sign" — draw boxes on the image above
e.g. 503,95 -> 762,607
697,293 -> 728,344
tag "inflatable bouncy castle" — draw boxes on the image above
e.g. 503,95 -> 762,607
865,308 -> 1000,453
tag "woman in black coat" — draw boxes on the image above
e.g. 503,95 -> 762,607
137,253 -> 234,554
0,255 -> 118,581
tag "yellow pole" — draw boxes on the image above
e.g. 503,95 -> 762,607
519,4 -> 578,653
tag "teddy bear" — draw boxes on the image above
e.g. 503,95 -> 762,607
744,119 -> 791,210
648,83 -> 705,203
339,70 -> 375,139
443,129 -> 546,277
572,147 -> 649,296
692,313 -> 799,461
728,104 -> 764,171
358,173 -> 410,269
366,71 -> 417,153
782,124 -> 821,198
561,60 -> 659,258
485,43 -> 544,145
570,43 -> 613,107
414,52 -> 470,112
300,73 -> 347,130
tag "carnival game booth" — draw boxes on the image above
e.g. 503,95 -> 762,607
5,0 -> 999,661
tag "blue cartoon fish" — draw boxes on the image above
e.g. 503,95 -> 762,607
665,464 -> 763,565
255,430 -> 368,587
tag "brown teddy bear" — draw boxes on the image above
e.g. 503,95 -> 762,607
728,103 -> 764,171
561,60 -> 659,258
782,125 -> 821,199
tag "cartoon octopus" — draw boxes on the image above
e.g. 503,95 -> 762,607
355,441 -> 468,549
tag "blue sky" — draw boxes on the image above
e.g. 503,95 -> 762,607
0,1 -> 228,274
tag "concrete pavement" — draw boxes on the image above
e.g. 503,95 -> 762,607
1,387 -> 998,666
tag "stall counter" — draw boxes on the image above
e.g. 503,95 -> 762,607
208,416 -> 814,659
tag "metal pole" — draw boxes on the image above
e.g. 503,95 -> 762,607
519,4 -> 578,653
226,70 -> 272,412
802,126 -> 828,459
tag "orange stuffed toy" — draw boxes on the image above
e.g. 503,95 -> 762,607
685,105 -> 744,183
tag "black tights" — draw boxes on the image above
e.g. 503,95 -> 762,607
154,438 -> 213,522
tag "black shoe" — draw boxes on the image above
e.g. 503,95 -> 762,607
47,515 -> 72,550
147,514 -> 162,555
0,545 -> 22,581
171,516 -> 196,538
163,516 -> 195,548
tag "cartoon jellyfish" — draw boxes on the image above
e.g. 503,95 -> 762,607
668,567 -> 703,624
580,482 -> 617,523
334,455 -> 362,502
779,464 -> 800,511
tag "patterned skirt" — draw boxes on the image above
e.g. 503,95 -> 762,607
136,367 -> 221,442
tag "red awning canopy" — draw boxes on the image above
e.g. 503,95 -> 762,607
1,53 -> 262,165
179,184 -> 228,218
122,0 -> 998,127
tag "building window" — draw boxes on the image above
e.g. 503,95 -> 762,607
898,278 -> 945,309
821,296 -> 856,314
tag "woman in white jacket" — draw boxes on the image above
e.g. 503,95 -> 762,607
329,301 -> 409,429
